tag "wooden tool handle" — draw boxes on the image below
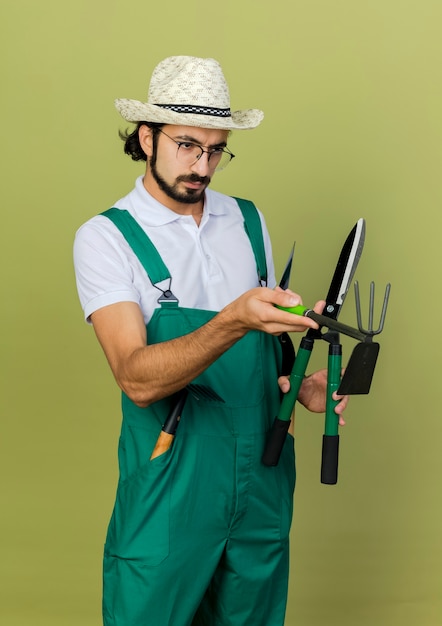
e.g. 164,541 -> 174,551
150,431 -> 175,460
150,389 -> 188,460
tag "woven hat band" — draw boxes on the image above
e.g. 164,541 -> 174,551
156,104 -> 232,117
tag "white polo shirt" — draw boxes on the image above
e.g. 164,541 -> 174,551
74,176 -> 276,324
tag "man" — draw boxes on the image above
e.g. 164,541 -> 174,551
74,56 -> 347,626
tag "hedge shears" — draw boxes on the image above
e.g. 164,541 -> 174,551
262,218 -> 381,484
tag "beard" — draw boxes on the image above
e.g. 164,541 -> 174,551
150,159 -> 211,205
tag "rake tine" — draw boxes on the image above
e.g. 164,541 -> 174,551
354,281 -> 391,336
355,281 -> 364,332
376,283 -> 391,335
187,383 -> 225,403
368,282 -> 375,333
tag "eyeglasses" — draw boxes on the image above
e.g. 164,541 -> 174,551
157,128 -> 235,171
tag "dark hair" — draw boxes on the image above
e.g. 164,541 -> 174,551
119,122 -> 164,161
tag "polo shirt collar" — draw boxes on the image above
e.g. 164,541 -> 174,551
131,176 -> 227,226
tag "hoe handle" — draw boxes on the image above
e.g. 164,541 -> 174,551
321,344 -> 342,484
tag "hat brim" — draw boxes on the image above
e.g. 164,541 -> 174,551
115,98 -> 264,130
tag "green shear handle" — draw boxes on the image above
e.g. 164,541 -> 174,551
262,336 -> 314,466
263,305 -> 344,480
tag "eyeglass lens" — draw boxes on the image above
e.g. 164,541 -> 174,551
176,144 -> 233,171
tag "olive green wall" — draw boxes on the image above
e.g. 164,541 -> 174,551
2,0 -> 441,624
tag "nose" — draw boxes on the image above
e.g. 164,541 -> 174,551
190,150 -> 212,176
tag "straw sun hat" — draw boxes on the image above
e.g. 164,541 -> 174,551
114,56 -> 264,131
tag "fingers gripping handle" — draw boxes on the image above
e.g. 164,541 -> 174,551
262,337 -> 314,466
321,344 -> 342,484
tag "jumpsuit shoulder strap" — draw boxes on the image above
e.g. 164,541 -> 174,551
232,197 -> 294,373
232,197 -> 268,286
100,208 -> 178,304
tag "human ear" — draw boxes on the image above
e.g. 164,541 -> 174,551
138,124 -> 153,158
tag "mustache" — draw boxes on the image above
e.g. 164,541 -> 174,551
177,174 -> 211,185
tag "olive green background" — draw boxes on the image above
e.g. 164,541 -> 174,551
1,0 -> 441,624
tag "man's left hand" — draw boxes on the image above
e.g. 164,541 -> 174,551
278,369 -> 348,426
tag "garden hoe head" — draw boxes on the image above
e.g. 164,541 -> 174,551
338,281 -> 391,395
337,341 -> 380,394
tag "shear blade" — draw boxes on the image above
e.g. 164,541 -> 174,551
279,243 -> 295,290
337,342 -> 380,395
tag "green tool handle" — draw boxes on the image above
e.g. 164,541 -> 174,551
262,336 -> 314,466
277,305 -> 367,342
321,344 -> 342,484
